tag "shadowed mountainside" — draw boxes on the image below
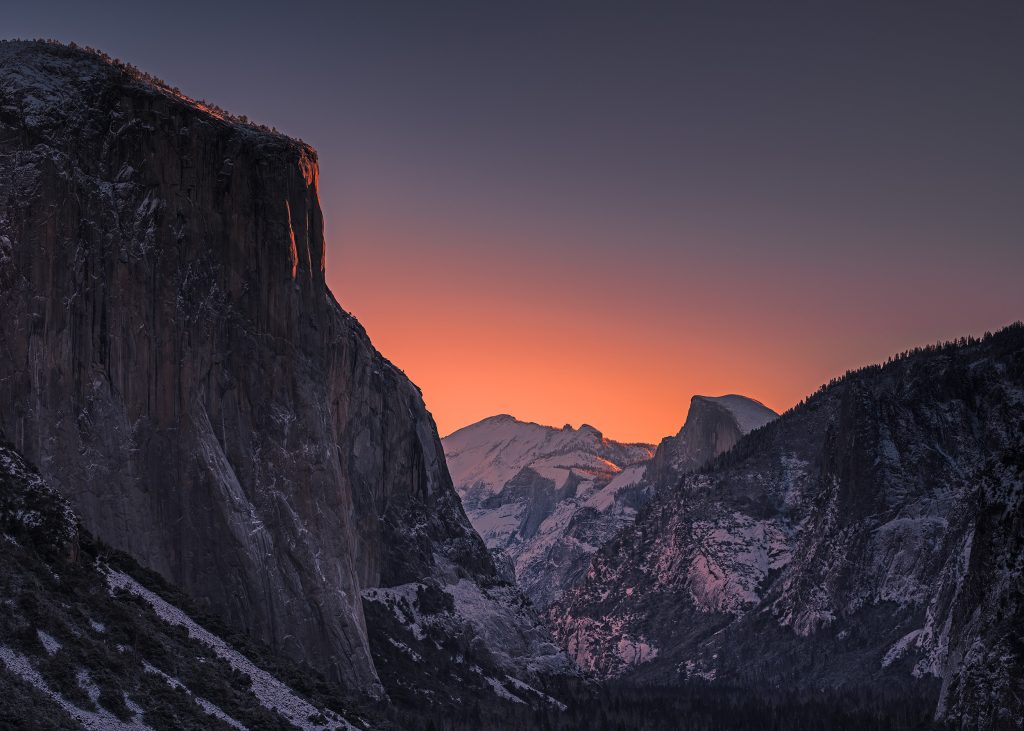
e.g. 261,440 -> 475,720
551,324 -> 1024,728
0,40 -> 570,711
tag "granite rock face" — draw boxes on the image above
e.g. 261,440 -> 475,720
0,41 -> 562,700
550,325 -> 1024,726
641,395 -> 778,494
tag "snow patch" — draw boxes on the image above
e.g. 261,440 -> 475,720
36,629 -> 61,656
0,646 -> 151,730
699,395 -> 778,434
361,583 -> 429,641
483,675 -> 525,704
106,569 -> 356,730
684,514 -> 791,614
143,661 -> 247,730
882,629 -> 923,668
585,463 -> 648,511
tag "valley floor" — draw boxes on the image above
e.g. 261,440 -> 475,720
392,680 -> 941,731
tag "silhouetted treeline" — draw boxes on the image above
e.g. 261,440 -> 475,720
703,320 -> 1024,476
791,321 -> 1024,414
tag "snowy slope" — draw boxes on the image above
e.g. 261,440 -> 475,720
0,438 -> 367,730
106,571 -> 358,731
445,415 -> 652,500
698,395 -> 777,434
443,397 -> 776,609
444,417 -> 654,608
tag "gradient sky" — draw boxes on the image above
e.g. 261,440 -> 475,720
8,1 -> 1024,442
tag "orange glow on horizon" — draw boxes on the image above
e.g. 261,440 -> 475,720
326,210 -> 1024,445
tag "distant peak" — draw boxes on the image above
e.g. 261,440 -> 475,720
483,413 -> 518,423
443,414 -> 632,447
442,413 -> 520,438
685,394 -> 779,434
693,393 -> 768,407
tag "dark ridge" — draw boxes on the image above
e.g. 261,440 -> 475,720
703,320 -> 1024,476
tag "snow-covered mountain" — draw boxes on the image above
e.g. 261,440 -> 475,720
550,324 -> 1024,727
444,396 -> 777,609
444,416 -> 654,608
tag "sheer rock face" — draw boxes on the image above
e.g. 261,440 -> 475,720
641,394 -> 778,497
0,41 -> 522,696
551,326 -> 1024,726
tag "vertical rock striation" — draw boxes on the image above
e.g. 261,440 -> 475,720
0,41 -> 559,701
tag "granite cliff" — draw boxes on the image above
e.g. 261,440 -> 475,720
0,40 -> 568,709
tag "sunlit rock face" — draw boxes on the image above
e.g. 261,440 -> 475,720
550,326 -> 1024,727
444,395 -> 776,609
0,41 -> 569,703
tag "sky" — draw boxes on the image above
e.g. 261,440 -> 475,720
7,1 -> 1024,442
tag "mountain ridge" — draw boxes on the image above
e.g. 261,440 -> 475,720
550,322 -> 1024,727
444,394 -> 777,609
444,412 -> 649,444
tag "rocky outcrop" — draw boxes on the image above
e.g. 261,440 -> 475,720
550,325 -> 1024,726
0,40 -> 565,703
642,395 -> 778,492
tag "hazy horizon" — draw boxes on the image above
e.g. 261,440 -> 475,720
8,0 -> 1023,442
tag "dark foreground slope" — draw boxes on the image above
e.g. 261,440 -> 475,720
0,438 -> 374,730
0,39 -> 568,713
552,324 -> 1024,728
0,435 -> 932,731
